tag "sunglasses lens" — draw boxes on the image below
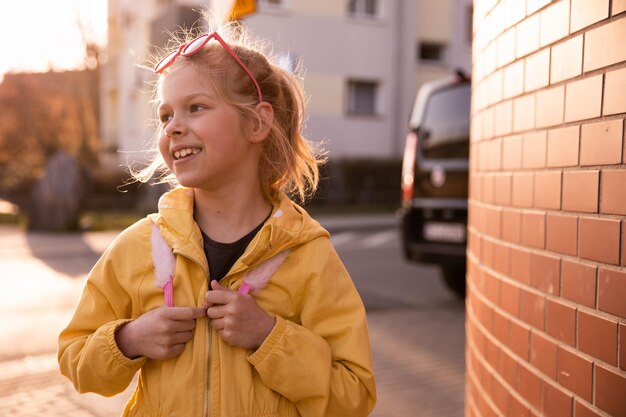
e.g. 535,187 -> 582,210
182,34 -> 210,56
154,50 -> 179,73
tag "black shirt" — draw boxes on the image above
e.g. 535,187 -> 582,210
200,213 -> 270,282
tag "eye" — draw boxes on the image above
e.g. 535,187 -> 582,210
159,113 -> 173,125
190,104 -> 206,113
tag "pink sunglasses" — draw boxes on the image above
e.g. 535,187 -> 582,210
154,32 -> 263,103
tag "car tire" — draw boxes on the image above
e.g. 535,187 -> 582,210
441,266 -> 466,299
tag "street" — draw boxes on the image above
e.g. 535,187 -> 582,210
0,214 -> 465,417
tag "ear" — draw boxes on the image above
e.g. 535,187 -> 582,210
249,102 -> 274,144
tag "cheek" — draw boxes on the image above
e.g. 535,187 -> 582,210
158,135 -> 173,169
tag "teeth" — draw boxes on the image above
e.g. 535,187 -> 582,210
173,148 -> 200,160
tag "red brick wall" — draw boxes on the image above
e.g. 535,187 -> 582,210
466,1 -> 626,416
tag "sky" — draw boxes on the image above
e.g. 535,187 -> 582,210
0,0 -> 108,81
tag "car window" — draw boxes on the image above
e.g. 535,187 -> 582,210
419,83 -> 470,160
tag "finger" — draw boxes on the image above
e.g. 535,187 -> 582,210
172,330 -> 194,345
206,305 -> 227,320
173,319 -> 199,332
211,280 -> 227,291
167,307 -> 206,321
205,289 -> 235,306
210,318 -> 225,331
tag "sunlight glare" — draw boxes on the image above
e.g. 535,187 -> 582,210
0,0 -> 107,79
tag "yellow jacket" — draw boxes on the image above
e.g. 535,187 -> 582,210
58,187 -> 376,417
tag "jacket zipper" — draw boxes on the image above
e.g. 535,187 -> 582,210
205,324 -> 211,417
171,248 -> 211,417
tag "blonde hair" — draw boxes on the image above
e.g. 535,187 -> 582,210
132,14 -> 325,204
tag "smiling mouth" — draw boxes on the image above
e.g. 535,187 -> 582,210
173,147 -> 201,160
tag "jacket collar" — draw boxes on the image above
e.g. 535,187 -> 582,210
148,187 -> 329,278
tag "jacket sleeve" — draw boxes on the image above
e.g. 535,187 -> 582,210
58,227 -> 148,396
247,239 -> 377,417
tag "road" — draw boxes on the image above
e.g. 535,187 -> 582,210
0,215 -> 465,417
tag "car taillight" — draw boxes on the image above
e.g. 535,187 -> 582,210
401,131 -> 418,206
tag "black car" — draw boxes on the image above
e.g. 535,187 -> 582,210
399,72 -> 471,298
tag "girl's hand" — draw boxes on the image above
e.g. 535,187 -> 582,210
205,280 -> 276,350
115,306 -> 206,360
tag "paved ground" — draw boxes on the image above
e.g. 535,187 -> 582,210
0,219 -> 465,417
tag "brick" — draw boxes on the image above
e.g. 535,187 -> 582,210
579,217 -> 620,264
615,0 -> 626,15
522,131 -> 547,169
500,280 -> 521,317
495,100 -> 514,136
550,35 -> 583,83
494,174 -> 512,206
604,67 -> 626,115
491,376 -> 510,415
598,268 -> 626,318
558,346 -> 593,401
619,323 -> 626,371
486,206 -> 502,238
540,0 -> 571,47
578,310 -> 618,365
494,310 -> 510,343
514,94 -> 536,132
584,16 -> 626,71
565,75 -> 603,122
504,61 -> 524,99
580,119 -> 623,166
528,0 -> 551,15
546,299 -> 576,345
543,380 -> 573,417
512,173 -> 534,207
532,252 -> 561,295
534,171 -> 561,210
516,14 -> 541,58
499,349 -> 518,388
498,28 -> 517,67
510,320 -> 531,360
493,242 -> 511,275
623,222 -> 626,266
509,395 -> 531,417
570,0 -> 609,32
601,170 -> 626,214
547,126 -> 579,167
536,86 -> 565,128
518,364 -> 543,410
502,135 -> 523,170
502,0 -> 526,28
488,70 -> 504,106
546,213 -> 578,256
511,247 -> 533,285
522,211 -> 546,249
595,365 -> 626,416
521,289 -> 546,330
483,174 -> 495,203
483,106 -> 495,140
575,402 -> 604,417
525,49 -> 550,92
502,209 -> 521,243
562,171 -> 599,213
485,271 -> 501,305
561,260 -> 597,307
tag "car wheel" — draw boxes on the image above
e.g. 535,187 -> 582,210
441,266 -> 466,299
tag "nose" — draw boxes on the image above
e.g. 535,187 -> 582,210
164,115 -> 186,138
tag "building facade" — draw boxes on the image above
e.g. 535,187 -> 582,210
100,0 -> 471,167
467,1 -> 626,416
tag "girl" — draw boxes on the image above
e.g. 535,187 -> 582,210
58,16 -> 376,417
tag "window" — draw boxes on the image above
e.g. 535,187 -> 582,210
348,0 -> 377,17
418,42 -> 447,63
347,80 -> 378,116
